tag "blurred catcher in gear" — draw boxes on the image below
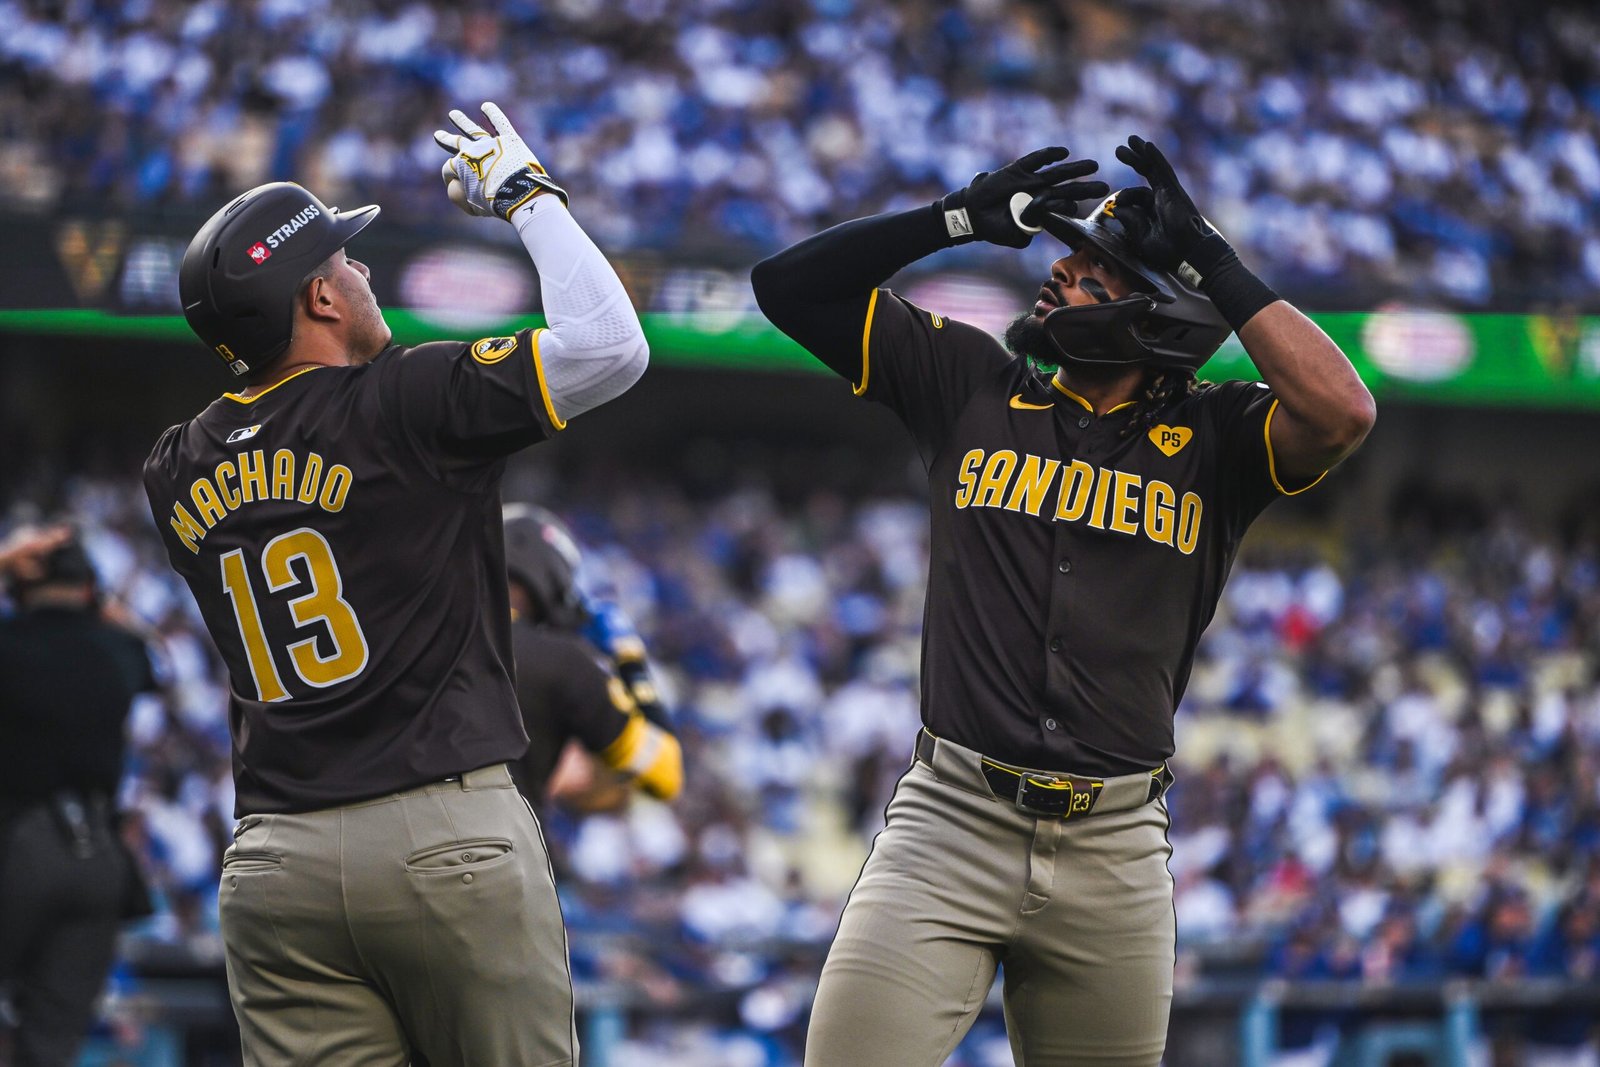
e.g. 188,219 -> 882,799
0,531 -> 157,1067
501,504 -> 682,809
145,101 -> 647,1067
753,137 -> 1375,1066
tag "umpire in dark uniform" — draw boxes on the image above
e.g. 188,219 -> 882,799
501,504 -> 682,809
0,531 -> 155,1067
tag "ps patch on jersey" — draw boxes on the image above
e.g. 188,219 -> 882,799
1147,425 -> 1192,457
471,336 -> 518,365
227,425 -> 263,444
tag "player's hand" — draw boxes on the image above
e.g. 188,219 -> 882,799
1112,135 -> 1234,283
939,148 -> 1108,249
432,102 -> 568,221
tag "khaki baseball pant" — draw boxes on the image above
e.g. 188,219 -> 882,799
805,733 -> 1175,1067
218,764 -> 576,1067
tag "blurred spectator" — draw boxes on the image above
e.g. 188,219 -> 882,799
2,0 -> 1598,310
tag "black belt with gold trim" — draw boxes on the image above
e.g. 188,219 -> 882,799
915,729 -> 1172,820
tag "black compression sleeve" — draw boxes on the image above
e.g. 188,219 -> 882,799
752,203 -> 952,380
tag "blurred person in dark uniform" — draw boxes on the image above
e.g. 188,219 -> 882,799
501,505 -> 682,811
0,530 -> 156,1067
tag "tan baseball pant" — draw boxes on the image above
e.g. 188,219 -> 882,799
806,731 -> 1175,1067
218,763 -> 576,1067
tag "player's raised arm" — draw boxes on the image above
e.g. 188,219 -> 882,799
434,102 -> 647,424
750,149 -> 1108,380
1111,136 -> 1376,482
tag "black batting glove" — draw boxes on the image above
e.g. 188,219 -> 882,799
1113,136 -> 1235,285
938,148 -> 1109,249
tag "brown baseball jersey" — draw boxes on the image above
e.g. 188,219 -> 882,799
855,289 -> 1321,776
143,329 -> 561,815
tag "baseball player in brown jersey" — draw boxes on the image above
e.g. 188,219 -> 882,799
500,504 -> 682,808
143,102 -> 646,1066
752,138 -> 1375,1066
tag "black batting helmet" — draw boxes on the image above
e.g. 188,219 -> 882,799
502,504 -> 586,628
1038,191 -> 1230,372
179,182 -> 379,378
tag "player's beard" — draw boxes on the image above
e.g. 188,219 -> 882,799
1005,310 -> 1156,391
1003,312 -> 1057,364
335,271 -> 392,364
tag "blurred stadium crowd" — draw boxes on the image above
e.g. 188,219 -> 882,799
5,468 -> 1598,1064
2,0 -> 1600,311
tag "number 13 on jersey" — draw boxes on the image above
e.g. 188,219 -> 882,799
220,527 -> 370,702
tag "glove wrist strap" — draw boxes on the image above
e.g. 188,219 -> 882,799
1197,252 -> 1279,333
934,195 -> 976,245
492,164 -> 569,220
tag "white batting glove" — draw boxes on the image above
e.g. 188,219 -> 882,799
432,102 -> 568,221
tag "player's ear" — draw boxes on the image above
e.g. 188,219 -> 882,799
301,274 -> 340,324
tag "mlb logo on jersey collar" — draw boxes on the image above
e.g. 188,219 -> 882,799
1148,425 -> 1192,457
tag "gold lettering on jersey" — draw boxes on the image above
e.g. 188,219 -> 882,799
170,504 -> 207,554
297,453 -> 324,504
954,449 -> 983,509
319,466 -> 352,513
1086,467 -> 1114,530
1109,471 -> 1142,536
1144,480 -> 1177,546
166,449 -> 355,554
191,479 -> 226,528
955,449 -> 1203,555
214,461 -> 241,510
1055,460 -> 1094,522
272,449 -> 295,500
973,450 -> 1017,509
238,449 -> 268,503
1178,492 -> 1202,554
1003,456 -> 1060,516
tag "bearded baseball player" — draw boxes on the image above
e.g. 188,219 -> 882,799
143,102 -> 645,1065
752,136 -> 1375,1065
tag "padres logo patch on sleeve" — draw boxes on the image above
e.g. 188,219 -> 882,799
470,336 -> 518,364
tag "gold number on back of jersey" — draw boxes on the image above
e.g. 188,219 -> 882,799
219,527 -> 370,701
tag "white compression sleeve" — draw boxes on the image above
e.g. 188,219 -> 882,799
510,195 -> 648,423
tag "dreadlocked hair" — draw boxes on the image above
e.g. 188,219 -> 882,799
1119,369 -> 1206,439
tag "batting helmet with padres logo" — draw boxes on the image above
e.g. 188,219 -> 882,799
178,182 -> 379,377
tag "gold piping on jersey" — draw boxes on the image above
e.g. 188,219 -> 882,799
1051,375 -> 1136,415
223,366 -> 324,404
853,289 -> 880,397
166,448 -> 353,554
1264,398 -> 1329,496
529,329 -> 568,432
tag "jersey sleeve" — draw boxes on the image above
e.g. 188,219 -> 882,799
376,328 -> 563,489
855,290 -> 1016,461
1202,379 -> 1329,525
546,635 -> 636,756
